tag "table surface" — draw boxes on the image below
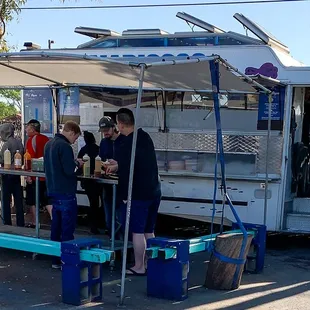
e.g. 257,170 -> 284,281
0,168 -> 118,185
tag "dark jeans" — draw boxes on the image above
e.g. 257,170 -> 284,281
2,175 -> 24,227
83,181 -> 103,231
50,194 -> 77,265
103,197 -> 122,237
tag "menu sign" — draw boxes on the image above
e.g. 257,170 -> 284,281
257,87 -> 285,131
23,88 -> 53,135
58,87 -> 80,116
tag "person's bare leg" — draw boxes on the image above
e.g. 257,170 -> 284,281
127,233 -> 146,274
30,204 -> 52,225
144,233 -> 155,270
46,205 -> 53,220
30,205 -> 36,225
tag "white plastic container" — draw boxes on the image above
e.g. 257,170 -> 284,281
3,149 -> 11,169
83,154 -> 90,177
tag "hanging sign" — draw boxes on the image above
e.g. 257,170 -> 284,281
257,87 -> 285,131
23,88 -> 53,135
58,87 -> 80,116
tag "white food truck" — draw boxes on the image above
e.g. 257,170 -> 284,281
22,12 -> 310,233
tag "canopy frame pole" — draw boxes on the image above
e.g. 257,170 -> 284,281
119,64 -> 146,305
279,85 -> 293,229
209,59 -> 248,287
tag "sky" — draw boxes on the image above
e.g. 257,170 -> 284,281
5,0 -> 310,64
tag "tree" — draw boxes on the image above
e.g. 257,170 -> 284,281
0,101 -> 17,118
0,1 -> 78,112
0,89 -> 21,110
0,0 -> 77,51
0,0 -> 26,51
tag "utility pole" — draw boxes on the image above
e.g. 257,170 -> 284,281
48,39 -> 55,49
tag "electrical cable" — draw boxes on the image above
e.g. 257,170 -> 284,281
19,0 -> 309,10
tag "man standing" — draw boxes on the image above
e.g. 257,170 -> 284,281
77,131 -> 101,235
0,123 -> 25,227
44,121 -> 83,269
24,119 -> 52,227
98,116 -> 125,237
107,108 -> 161,276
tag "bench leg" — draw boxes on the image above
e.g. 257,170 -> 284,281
147,238 -> 190,301
232,222 -> 266,273
61,239 -> 103,306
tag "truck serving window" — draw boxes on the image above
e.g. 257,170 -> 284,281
119,38 -> 165,48
90,39 -> 118,48
84,34 -> 259,49
167,37 -> 216,47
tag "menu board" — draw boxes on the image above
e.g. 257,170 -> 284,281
257,87 -> 285,131
23,88 -> 54,135
58,87 -> 80,116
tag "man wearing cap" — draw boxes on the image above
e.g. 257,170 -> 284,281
98,116 -> 125,237
24,119 -> 52,227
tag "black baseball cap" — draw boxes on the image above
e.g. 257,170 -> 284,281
26,119 -> 41,131
26,119 -> 40,126
98,116 -> 115,132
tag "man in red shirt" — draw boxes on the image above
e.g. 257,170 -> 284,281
25,119 -> 52,227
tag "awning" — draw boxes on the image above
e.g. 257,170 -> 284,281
247,74 -> 286,88
0,52 -> 268,93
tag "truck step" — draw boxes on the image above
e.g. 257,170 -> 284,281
292,198 -> 310,214
286,213 -> 310,232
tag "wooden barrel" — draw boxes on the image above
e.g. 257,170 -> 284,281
205,232 -> 253,290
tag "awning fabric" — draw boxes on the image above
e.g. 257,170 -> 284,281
0,52 -> 263,93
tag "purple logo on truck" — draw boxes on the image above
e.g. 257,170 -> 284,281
245,62 -> 278,79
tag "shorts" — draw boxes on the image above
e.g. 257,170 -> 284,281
25,181 -> 49,207
120,197 -> 161,234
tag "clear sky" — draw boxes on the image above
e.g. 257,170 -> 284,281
6,0 -> 310,64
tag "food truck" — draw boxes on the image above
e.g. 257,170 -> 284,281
21,12 -> 310,233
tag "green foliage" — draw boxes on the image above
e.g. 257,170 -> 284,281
0,89 -> 21,110
0,101 -> 17,119
0,0 -> 26,51
0,0 -> 90,51
0,1 -> 87,110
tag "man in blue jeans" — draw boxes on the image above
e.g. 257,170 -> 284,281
107,108 -> 161,276
44,121 -> 83,269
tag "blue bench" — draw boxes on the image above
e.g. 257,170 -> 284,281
146,223 -> 266,301
0,233 -> 114,306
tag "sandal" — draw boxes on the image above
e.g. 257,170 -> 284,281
125,268 -> 146,276
25,223 -> 36,228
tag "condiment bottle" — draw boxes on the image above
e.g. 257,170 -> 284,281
3,149 -> 11,169
94,155 -> 101,177
24,149 -> 32,171
83,154 -> 90,177
14,150 -> 22,170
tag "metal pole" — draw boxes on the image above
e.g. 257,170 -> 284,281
278,85 -> 293,230
110,183 -> 116,269
0,178 -> 4,223
263,94 -> 273,226
119,64 -> 146,305
35,176 -> 40,238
